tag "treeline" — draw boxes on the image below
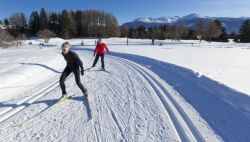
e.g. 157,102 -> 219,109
120,19 -> 250,43
1,8 -> 120,40
121,19 -> 229,42
1,8 -> 250,43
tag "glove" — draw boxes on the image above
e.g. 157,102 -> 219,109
81,70 -> 84,76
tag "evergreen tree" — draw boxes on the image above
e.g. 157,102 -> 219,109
29,11 -> 40,36
6,9 -> 120,39
185,29 -> 196,39
75,10 -> 84,37
213,19 -> 228,42
228,32 -> 239,42
4,18 -> 9,26
48,12 -> 60,36
239,20 -> 250,43
137,25 -> 147,39
159,25 -> 169,40
148,27 -> 156,40
39,8 -> 48,30
19,13 -> 27,33
60,10 -> 71,38
128,28 -> 137,38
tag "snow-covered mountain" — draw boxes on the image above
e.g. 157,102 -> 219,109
123,16 -> 179,30
178,13 -> 205,21
122,13 -> 250,33
135,16 -> 179,24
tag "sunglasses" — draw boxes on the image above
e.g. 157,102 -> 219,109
62,48 -> 68,51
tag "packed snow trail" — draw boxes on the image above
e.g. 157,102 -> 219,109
114,57 -> 205,142
0,50 -> 220,142
109,50 -> 250,142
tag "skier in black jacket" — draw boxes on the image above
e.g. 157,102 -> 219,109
59,42 -> 87,98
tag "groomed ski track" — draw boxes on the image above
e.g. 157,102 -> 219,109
0,50 -> 221,142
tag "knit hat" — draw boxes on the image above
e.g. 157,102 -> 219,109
97,38 -> 102,43
61,42 -> 70,50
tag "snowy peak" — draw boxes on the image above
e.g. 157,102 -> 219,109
179,13 -> 204,21
122,13 -> 250,33
134,16 -> 179,24
134,18 -> 154,23
132,14 -> 204,24
156,16 -> 179,23
239,16 -> 250,19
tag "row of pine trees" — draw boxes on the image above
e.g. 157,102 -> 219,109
1,8 -> 250,42
1,8 -> 120,39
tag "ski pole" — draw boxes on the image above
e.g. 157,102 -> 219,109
87,55 -> 94,65
83,55 -> 95,71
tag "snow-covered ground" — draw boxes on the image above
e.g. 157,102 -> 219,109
96,38 -> 250,96
0,38 -> 250,142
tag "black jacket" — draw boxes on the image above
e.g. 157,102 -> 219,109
62,50 -> 84,71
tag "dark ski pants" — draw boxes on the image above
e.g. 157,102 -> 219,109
92,54 -> 105,69
59,66 -> 86,94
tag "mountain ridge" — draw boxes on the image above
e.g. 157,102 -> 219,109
122,14 -> 250,33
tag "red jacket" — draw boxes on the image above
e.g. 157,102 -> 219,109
94,42 -> 109,55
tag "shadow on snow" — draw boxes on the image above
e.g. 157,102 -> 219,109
20,63 -> 62,74
112,52 -> 250,142
75,47 -> 250,142
0,95 -> 91,123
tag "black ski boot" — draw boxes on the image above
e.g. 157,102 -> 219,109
60,93 -> 67,99
83,90 -> 88,99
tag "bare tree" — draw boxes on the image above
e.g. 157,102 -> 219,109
148,27 -> 155,44
105,15 -> 120,37
195,20 -> 206,45
163,25 -> 173,40
37,29 -> 55,43
174,24 -> 188,41
0,30 -> 14,48
9,13 -> 27,35
68,11 -> 77,37
120,26 -> 129,37
169,25 -> 177,42
206,21 -> 222,42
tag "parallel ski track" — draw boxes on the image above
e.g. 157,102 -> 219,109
112,56 -> 205,142
0,74 -> 72,123
1,53 -> 205,142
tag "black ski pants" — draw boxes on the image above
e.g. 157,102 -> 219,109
59,66 -> 86,94
93,54 -> 105,69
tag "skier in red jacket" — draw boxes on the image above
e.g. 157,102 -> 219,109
92,39 -> 110,69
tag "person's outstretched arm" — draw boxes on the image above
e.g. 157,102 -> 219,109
104,43 -> 110,53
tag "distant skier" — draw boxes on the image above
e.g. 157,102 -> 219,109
91,38 -> 110,70
59,42 -> 87,98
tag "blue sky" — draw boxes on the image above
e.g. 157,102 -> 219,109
0,0 -> 250,23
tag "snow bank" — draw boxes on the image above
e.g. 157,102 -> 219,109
0,46 -> 64,101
